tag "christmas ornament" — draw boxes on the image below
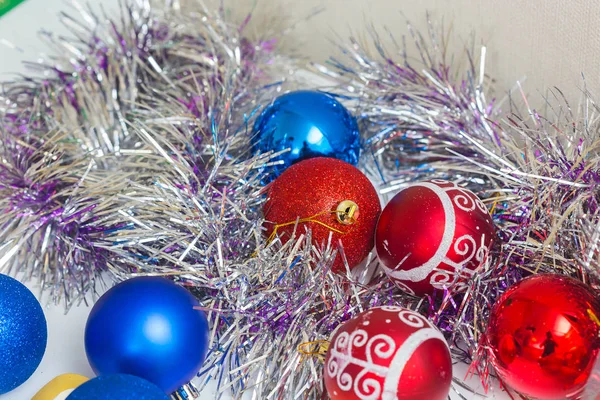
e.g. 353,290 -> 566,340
486,274 -> 600,400
324,306 -> 452,400
375,180 -> 495,296
252,90 -> 360,176
0,274 -> 47,395
264,157 -> 381,272
67,374 -> 168,400
85,277 -> 209,394
32,374 -> 89,400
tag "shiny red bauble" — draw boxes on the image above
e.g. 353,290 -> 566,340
324,306 -> 452,400
486,274 -> 600,400
264,158 -> 381,272
375,180 -> 495,296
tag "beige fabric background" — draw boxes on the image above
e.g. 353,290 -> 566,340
4,0 -> 599,107
235,0 -> 600,108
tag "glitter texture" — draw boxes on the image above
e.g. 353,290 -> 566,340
264,157 -> 381,272
0,274 -> 47,394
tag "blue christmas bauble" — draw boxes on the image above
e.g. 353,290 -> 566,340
0,274 -> 47,395
252,90 -> 360,176
84,277 -> 209,394
67,374 -> 169,400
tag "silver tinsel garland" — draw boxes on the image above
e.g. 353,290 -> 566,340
0,0 -> 286,307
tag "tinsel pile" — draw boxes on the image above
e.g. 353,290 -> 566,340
1,1 -> 600,399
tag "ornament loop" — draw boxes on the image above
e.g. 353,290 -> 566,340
267,210 -> 346,244
336,200 -> 359,225
298,340 -> 330,363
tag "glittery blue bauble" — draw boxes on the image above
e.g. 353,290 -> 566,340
0,274 -> 47,394
252,90 -> 360,176
67,374 -> 169,400
85,277 -> 209,394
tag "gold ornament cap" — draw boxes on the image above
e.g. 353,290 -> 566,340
336,200 -> 359,225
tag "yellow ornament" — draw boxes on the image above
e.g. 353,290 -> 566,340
32,374 -> 89,400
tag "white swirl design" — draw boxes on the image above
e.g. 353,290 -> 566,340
451,189 -> 477,212
441,181 -> 488,214
355,372 -> 381,400
398,310 -> 427,328
326,308 -> 448,400
453,235 -> 477,261
476,197 -> 488,214
452,187 -> 489,215
430,270 -> 454,289
381,181 -> 493,293
380,305 -> 403,312
476,234 -> 490,263
367,334 -> 397,360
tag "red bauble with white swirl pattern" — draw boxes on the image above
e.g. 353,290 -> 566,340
324,306 -> 452,400
375,180 -> 495,296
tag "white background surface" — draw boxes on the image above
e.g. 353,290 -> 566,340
3,0 -> 591,398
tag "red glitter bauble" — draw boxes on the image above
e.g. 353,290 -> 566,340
324,306 -> 452,400
486,274 -> 600,400
375,180 -> 495,296
264,158 -> 381,273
